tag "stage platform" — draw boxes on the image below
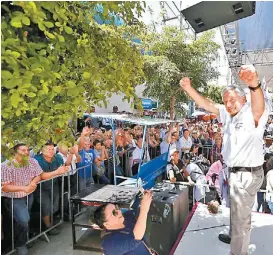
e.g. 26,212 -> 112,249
170,203 -> 273,255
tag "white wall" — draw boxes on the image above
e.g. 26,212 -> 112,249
94,84 -> 146,113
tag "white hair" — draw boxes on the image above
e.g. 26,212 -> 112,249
221,85 -> 246,101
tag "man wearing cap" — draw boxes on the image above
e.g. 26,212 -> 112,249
166,149 -> 194,185
180,65 -> 269,255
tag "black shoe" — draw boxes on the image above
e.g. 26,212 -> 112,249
218,234 -> 231,244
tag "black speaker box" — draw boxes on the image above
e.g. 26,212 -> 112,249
181,1 -> 256,33
146,187 -> 189,255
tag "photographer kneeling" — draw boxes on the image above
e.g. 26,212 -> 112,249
93,190 -> 158,255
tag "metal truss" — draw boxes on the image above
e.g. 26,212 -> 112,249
241,49 -> 273,66
221,20 -> 273,86
220,21 -> 242,85
159,1 -> 195,34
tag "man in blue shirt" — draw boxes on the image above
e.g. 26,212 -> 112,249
94,190 -> 158,255
35,142 -> 69,235
77,127 -> 99,190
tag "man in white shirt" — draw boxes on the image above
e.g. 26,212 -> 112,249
179,129 -> 192,157
181,65 -> 268,255
132,136 -> 150,175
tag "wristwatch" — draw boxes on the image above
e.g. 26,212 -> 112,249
248,81 -> 261,91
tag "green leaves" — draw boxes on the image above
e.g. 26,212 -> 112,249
26,92 -> 36,98
142,26 -> 220,116
22,16 -> 30,26
10,16 -> 22,27
1,70 -> 13,79
1,1 -> 145,153
64,26 -> 73,34
10,93 -> 21,108
83,72 -> 91,80
53,86 -> 62,93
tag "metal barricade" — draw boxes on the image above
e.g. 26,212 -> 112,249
3,164 -> 94,254
149,146 -> 160,160
66,164 -> 93,218
4,175 -> 64,255
201,145 -> 213,160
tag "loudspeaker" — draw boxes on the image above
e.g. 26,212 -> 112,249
181,1 -> 256,33
146,187 -> 189,255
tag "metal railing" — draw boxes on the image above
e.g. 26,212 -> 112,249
4,175 -> 64,255
2,164 -> 93,255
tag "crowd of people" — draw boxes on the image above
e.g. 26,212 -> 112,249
2,98 -> 273,254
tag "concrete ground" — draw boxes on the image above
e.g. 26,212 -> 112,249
27,222 -> 102,255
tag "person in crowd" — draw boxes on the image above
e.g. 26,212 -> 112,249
188,143 -> 210,172
57,142 -> 81,219
191,130 -> 202,146
154,126 -> 161,141
183,153 -> 209,202
264,135 -> 273,154
34,142 -> 69,235
218,161 -> 230,207
101,118 -> 112,130
93,190 -> 157,255
149,133 -> 160,159
2,143 -> 68,255
181,65 -> 268,254
207,124 -> 214,139
210,134 -> 223,164
113,106 -> 119,113
265,157 -> 273,214
266,118 -> 273,136
179,129 -> 192,158
115,130 -> 128,171
77,127 -> 99,190
93,139 -> 110,184
132,135 -> 150,176
103,138 -> 124,182
167,149 -> 194,185
205,158 -> 223,202
201,132 -> 213,159
188,144 -> 200,161
162,124 -> 178,160
160,124 -> 167,141
198,126 -> 205,141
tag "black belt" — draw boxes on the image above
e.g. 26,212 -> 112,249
229,165 -> 262,173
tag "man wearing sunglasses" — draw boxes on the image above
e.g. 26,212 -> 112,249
94,190 -> 157,255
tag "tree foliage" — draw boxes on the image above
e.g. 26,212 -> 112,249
203,84 -> 223,104
141,26 -> 220,117
1,1 -> 146,152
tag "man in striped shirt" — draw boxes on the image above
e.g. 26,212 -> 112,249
1,143 -> 68,255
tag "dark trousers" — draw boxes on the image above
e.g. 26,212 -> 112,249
3,194 -> 34,248
63,174 -> 78,217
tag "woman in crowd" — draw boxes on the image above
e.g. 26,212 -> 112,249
210,134 -> 223,164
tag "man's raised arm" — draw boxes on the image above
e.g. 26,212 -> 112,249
180,77 -> 220,115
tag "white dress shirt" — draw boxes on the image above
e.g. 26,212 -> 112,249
219,103 -> 269,167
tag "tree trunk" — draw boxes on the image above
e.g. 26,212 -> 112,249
170,96 -> 176,120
